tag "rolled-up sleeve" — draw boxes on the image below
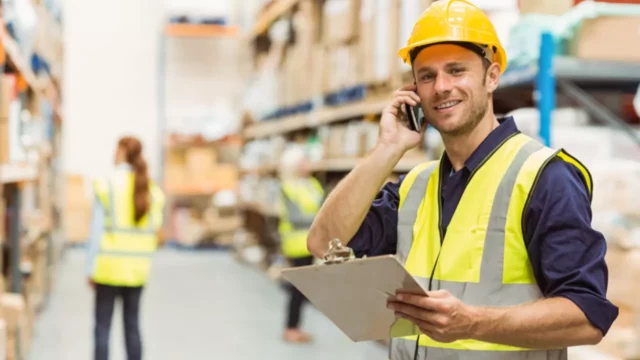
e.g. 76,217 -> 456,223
524,159 -> 619,335
348,175 -> 404,258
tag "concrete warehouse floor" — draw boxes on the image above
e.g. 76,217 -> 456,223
27,247 -> 616,360
27,247 -> 388,360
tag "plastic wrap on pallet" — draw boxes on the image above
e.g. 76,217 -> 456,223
506,1 -> 640,68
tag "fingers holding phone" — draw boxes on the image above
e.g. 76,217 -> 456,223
379,84 -> 424,153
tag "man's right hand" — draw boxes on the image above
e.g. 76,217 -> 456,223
378,84 -> 424,154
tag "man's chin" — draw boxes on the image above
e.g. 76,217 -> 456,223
428,120 -> 463,136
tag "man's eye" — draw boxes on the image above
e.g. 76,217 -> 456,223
451,68 -> 464,75
421,74 -> 434,81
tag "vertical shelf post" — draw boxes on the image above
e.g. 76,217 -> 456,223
537,32 -> 555,147
9,184 -> 22,293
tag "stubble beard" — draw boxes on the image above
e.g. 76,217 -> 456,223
426,94 -> 489,137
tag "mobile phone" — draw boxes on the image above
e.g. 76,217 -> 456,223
405,98 -> 424,132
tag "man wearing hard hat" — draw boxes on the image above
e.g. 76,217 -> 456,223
308,0 -> 617,359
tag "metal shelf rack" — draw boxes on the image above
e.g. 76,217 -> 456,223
497,32 -> 640,147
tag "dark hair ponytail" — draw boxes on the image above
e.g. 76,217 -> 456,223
118,136 -> 150,223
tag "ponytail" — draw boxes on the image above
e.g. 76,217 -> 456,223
118,137 -> 150,223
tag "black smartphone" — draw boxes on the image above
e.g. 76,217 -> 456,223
405,98 -> 424,132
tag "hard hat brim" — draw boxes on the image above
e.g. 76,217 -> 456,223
398,38 -> 507,74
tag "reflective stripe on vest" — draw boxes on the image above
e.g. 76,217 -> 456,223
104,178 -> 156,236
389,133 -> 589,360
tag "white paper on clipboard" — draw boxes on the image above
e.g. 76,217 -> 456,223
280,254 -> 427,342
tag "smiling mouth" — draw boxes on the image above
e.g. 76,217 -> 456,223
433,100 -> 462,111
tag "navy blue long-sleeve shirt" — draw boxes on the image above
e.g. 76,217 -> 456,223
349,117 -> 619,335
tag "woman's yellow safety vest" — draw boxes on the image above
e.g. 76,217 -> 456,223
389,133 -> 591,360
92,171 -> 165,287
278,177 -> 325,258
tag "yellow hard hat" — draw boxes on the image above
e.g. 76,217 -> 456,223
397,0 -> 507,73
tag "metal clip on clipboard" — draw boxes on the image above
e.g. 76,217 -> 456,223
322,238 -> 355,264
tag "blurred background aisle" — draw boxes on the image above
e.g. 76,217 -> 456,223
28,247 -> 388,360
0,0 -> 639,359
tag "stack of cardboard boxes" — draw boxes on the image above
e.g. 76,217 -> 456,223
164,141 -> 242,246
321,120 -> 379,159
277,0 -> 323,109
518,0 -> 640,62
170,200 -> 243,247
0,292 -> 30,360
267,0 -> 414,112
164,146 -> 239,196
321,0 -> 362,93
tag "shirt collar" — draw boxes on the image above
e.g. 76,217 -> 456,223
442,116 -> 520,174
117,163 -> 132,171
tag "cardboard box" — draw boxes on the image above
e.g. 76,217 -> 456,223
327,125 -> 347,158
310,45 -> 326,99
0,75 -> 16,119
185,147 -> 217,172
295,0 -> 322,46
65,175 -> 89,208
0,118 -> 8,164
0,294 -> 25,335
517,0 -> 574,15
211,164 -> 239,191
360,0 -> 401,84
323,0 -> 360,45
164,163 -> 187,194
519,1 -> 640,17
63,207 -> 92,243
568,16 -> 640,62
323,43 -> 362,93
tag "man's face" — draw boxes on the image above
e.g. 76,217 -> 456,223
412,44 -> 496,137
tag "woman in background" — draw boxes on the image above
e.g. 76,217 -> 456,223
86,136 -> 165,360
278,144 -> 325,343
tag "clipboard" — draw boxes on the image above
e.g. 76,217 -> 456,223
280,239 -> 427,342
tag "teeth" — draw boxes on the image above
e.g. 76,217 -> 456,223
436,101 -> 459,110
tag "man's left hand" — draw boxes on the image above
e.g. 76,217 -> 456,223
387,290 -> 478,343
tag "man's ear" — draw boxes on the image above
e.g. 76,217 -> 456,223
486,63 -> 501,93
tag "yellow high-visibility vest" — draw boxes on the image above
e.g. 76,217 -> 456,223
92,170 -> 165,287
278,177 -> 325,258
389,133 -> 591,359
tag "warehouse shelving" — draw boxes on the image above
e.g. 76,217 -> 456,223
164,23 -> 239,38
497,32 -> 640,147
244,96 -> 389,139
158,19 -> 245,248
241,153 -> 428,175
158,20 -> 240,187
1,164 -> 38,184
1,28 -> 63,121
311,155 -> 427,172
0,16 -> 64,353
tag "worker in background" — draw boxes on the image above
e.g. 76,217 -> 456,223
278,144 -> 325,344
86,136 -> 166,360
307,0 -> 618,358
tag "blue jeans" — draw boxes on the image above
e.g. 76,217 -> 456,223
94,284 -> 143,360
